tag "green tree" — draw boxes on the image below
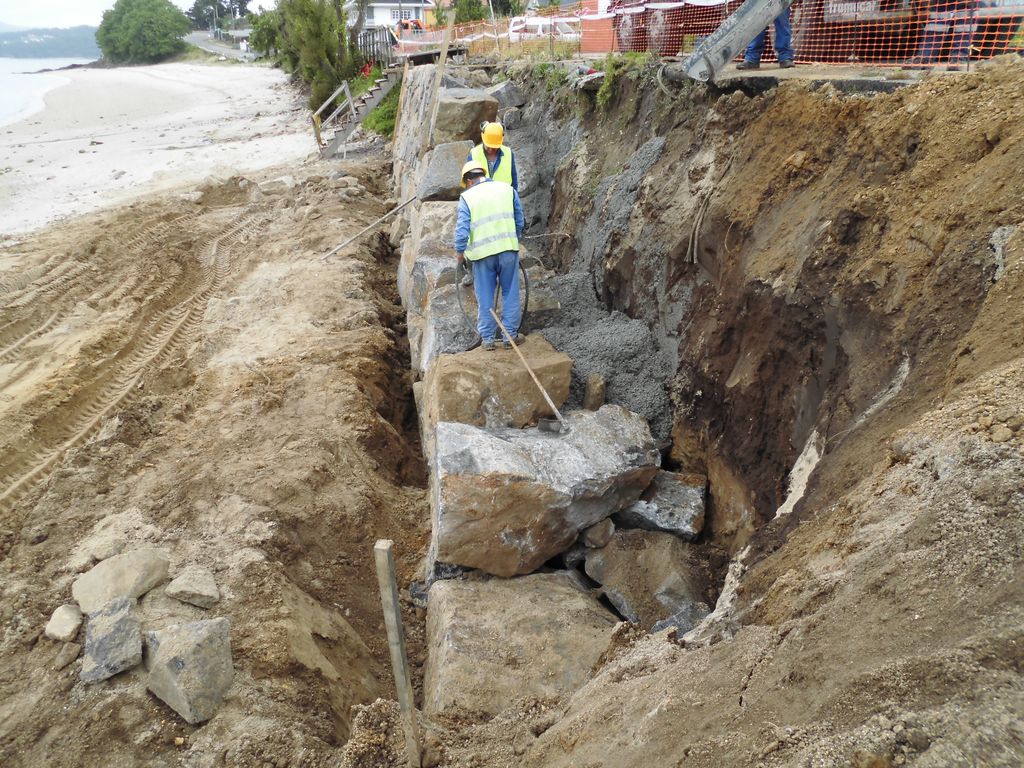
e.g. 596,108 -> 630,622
275,0 -> 361,107
186,0 -> 226,29
249,9 -> 281,55
454,0 -> 487,23
96,0 -> 191,63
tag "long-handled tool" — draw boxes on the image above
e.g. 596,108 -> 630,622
320,196 -> 417,262
490,308 -> 568,434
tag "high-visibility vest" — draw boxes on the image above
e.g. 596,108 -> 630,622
461,180 -> 519,261
471,143 -> 514,186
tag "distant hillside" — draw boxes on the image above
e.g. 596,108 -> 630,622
0,22 -> 28,34
0,25 -> 100,59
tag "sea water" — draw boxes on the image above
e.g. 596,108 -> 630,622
0,57 -> 92,128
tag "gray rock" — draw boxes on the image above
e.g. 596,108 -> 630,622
430,405 -> 660,577
581,519 -> 615,549
72,548 -> 170,614
417,140 -> 474,202
145,618 -> 234,724
258,175 -> 296,195
503,106 -> 523,129
433,89 -> 498,144
165,565 -> 220,609
45,604 -> 83,642
562,543 -> 587,570
487,80 -> 526,109
651,601 -> 710,634
423,573 -> 617,716
54,642 -> 81,670
80,597 -> 142,683
418,284 -> 478,377
584,529 -> 711,630
614,470 -> 706,540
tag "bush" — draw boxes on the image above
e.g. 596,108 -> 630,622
362,84 -> 401,137
272,0 -> 362,108
96,0 -> 191,64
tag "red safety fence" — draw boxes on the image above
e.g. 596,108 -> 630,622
404,0 -> 1024,68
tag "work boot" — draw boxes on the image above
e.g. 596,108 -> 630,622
736,60 -> 760,70
502,334 -> 525,349
482,339 -> 496,351
778,59 -> 795,69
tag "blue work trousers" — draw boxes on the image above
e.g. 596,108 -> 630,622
471,250 -> 520,342
744,7 -> 794,63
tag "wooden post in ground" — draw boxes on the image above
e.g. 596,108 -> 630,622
374,539 -> 421,768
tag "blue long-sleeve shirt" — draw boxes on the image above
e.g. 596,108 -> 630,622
454,179 -> 525,254
466,147 -> 519,192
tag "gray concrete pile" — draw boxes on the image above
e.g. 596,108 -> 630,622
390,65 -> 717,718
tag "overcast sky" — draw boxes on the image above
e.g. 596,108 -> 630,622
0,1 -> 275,29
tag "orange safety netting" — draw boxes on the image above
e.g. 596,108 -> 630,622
414,0 -> 1024,68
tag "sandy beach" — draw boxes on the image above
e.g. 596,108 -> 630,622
0,61 -> 313,236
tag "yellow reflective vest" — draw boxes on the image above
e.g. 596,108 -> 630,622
471,143 -> 514,186
461,180 -> 519,261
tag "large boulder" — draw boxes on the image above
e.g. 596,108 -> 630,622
398,201 -> 458,313
145,618 -> 234,724
487,80 -> 526,109
614,470 -> 706,540
72,548 -> 170,614
80,597 -> 142,683
433,89 -> 498,144
417,140 -> 474,202
423,573 -> 617,715
419,283 -> 478,377
429,405 -> 660,577
422,334 -> 572,432
583,529 -> 712,631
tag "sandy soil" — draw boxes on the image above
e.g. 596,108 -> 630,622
0,62 -> 312,236
0,158 -> 429,766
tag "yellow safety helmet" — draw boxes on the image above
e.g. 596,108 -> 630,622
481,122 -> 504,149
461,160 -> 486,188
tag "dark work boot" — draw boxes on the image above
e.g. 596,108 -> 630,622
736,60 -> 760,70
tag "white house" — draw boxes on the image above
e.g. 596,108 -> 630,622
346,0 -> 436,29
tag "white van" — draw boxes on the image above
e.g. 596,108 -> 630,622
508,16 -> 581,43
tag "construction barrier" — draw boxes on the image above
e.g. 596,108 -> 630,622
395,0 -> 1024,68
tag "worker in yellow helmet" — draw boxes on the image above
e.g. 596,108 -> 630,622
454,160 -> 525,351
462,122 -> 519,288
467,122 -> 518,192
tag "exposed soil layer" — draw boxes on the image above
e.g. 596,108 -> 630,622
342,58 -> 1024,767
0,163 -> 429,766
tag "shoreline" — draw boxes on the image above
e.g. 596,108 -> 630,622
0,61 -> 312,236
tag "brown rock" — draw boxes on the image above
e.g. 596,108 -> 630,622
433,89 -> 498,144
584,529 -> 712,630
583,373 -> 606,411
429,405 -> 661,577
422,334 -> 572,434
581,519 -> 615,549
990,425 -> 1013,443
423,573 -> 618,715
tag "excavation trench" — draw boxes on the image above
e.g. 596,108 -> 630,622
342,56 -> 1024,767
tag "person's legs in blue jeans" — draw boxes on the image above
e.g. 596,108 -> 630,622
471,255 -> 499,342
495,250 -> 521,341
744,29 -> 768,63
774,7 -> 794,62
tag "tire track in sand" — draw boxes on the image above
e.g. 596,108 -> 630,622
0,215 -> 265,512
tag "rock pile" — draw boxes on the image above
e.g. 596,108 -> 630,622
387,63 -> 720,723
43,549 -> 234,723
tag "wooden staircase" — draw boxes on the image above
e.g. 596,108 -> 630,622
312,68 -> 402,158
